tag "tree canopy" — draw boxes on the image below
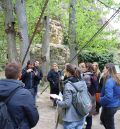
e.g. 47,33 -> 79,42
0,0 -> 119,69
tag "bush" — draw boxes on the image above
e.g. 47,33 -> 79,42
79,51 -> 113,70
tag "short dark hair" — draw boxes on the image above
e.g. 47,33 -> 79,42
27,60 -> 34,67
5,62 -> 21,79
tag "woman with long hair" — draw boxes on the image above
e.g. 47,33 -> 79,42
56,64 -> 87,129
100,63 -> 120,129
92,62 -> 101,114
92,62 -> 101,77
80,63 -> 98,129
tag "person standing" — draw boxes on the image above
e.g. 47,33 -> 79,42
56,64 -> 86,129
47,63 -> 61,95
79,62 -> 98,129
34,60 -> 43,98
92,62 -> 101,114
0,62 -> 39,129
21,60 -> 35,90
100,63 -> 120,129
47,63 -> 61,106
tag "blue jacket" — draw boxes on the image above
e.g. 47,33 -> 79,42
100,77 -> 120,107
0,79 -> 39,129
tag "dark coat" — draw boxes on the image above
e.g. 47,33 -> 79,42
64,76 -> 80,84
82,72 -> 98,96
34,66 -> 43,86
47,69 -> 61,94
21,67 -> 42,89
0,79 -> 39,129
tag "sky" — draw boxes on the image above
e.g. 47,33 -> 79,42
105,0 -> 120,31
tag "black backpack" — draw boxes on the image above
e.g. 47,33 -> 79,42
0,87 -> 20,129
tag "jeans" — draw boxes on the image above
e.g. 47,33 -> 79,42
64,119 -> 85,129
34,86 -> 38,97
100,107 -> 118,129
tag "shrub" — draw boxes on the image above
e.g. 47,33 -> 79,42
79,51 -> 113,70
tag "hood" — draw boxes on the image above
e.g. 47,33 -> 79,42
69,80 -> 87,92
83,72 -> 93,76
64,76 -> 79,84
0,79 -> 24,100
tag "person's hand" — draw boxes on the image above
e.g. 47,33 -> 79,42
27,69 -> 33,73
54,98 -> 61,104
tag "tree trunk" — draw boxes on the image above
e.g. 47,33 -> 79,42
15,0 -> 30,67
0,1 -> 3,11
41,16 -> 50,80
3,0 -> 18,62
69,0 -> 78,66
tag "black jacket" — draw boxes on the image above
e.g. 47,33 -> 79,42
82,72 -> 98,95
21,67 -> 42,89
64,76 -> 80,84
34,66 -> 43,86
47,69 -> 61,89
0,79 -> 39,129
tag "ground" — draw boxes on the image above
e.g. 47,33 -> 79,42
33,88 -> 120,129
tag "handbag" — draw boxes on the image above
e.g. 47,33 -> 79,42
96,93 -> 101,102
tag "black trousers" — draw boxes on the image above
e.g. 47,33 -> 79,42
96,101 -> 101,113
100,107 -> 118,129
86,116 -> 92,129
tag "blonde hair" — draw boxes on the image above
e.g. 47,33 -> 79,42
93,62 -> 101,76
105,63 -> 120,85
79,62 -> 85,68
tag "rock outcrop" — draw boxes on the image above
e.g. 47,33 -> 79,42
49,19 -> 63,44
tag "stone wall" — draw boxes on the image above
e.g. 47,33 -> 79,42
30,43 -> 70,68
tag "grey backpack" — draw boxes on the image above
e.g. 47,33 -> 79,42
68,81 -> 92,117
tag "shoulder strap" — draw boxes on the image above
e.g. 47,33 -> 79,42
5,87 -> 21,104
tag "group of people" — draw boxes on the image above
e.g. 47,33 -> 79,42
0,60 -> 120,129
47,62 -> 120,129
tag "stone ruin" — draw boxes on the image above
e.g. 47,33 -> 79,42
30,19 -> 70,68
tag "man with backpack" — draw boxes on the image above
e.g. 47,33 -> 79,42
0,62 -> 39,129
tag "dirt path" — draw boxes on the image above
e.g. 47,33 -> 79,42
34,89 -> 120,129
33,89 -> 56,129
